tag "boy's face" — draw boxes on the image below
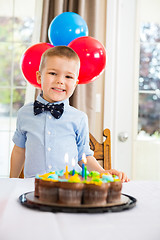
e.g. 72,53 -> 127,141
36,56 -> 79,103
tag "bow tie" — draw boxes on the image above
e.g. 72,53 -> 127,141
33,100 -> 64,119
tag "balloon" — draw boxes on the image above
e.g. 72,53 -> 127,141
21,43 -> 54,88
48,12 -> 88,46
68,36 -> 106,84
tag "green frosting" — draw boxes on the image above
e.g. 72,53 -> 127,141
69,170 -> 79,175
88,171 -> 100,178
91,177 -> 102,183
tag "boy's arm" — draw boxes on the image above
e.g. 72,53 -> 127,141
79,156 -> 104,173
10,144 -> 25,178
78,156 -> 130,182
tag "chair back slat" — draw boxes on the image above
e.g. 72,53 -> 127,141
89,128 -> 111,170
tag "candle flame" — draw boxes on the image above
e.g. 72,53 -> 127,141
82,153 -> 87,164
64,153 -> 69,163
72,158 -> 75,167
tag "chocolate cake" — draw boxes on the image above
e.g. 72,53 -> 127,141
59,181 -> 84,205
83,182 -> 110,205
35,170 -> 122,206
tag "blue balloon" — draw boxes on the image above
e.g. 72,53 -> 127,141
48,12 -> 88,46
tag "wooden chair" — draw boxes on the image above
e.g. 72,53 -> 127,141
89,128 -> 111,170
19,128 -> 111,178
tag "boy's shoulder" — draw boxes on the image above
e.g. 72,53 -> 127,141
67,105 -> 87,118
17,102 -> 33,115
66,105 -> 89,126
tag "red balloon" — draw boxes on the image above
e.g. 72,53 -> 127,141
68,36 -> 106,84
21,43 -> 54,88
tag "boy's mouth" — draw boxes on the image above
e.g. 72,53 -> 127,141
52,87 -> 66,92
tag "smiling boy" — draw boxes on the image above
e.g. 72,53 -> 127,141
10,46 -> 129,182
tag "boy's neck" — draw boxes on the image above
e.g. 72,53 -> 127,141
39,93 -> 69,105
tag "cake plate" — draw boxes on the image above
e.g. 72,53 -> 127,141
19,191 -> 137,213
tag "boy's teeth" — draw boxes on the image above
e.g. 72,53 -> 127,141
53,88 -> 64,92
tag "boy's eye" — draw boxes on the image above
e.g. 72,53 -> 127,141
66,75 -> 73,79
49,72 -> 56,75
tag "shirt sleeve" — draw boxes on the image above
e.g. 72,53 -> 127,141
76,113 -> 94,161
12,110 -> 26,148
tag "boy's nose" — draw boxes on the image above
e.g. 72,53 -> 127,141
56,76 -> 64,84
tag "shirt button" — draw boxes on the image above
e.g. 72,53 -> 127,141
48,131 -> 51,135
48,147 -> 51,151
49,116 -> 52,119
48,165 -> 52,169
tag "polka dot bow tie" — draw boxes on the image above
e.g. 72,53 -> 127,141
33,100 -> 64,119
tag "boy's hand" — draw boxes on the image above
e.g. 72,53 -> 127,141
104,169 -> 130,182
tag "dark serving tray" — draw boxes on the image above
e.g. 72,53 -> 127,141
19,191 -> 137,213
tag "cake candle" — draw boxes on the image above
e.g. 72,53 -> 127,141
82,153 -> 87,178
72,158 -> 75,176
84,165 -> 87,180
64,153 -> 69,179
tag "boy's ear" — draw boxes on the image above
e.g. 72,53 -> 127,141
36,71 -> 41,84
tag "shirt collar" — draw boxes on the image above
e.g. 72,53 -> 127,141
36,93 -> 69,109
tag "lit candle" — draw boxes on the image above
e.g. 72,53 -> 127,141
65,153 -> 69,179
82,153 -> 87,178
72,158 -> 75,176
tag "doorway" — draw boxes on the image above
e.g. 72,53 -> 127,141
104,0 -> 160,180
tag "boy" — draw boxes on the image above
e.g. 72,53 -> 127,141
10,46 -> 129,182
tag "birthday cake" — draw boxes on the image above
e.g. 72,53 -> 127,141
35,170 -> 122,206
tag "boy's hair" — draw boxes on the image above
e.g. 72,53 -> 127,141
39,46 -> 80,72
